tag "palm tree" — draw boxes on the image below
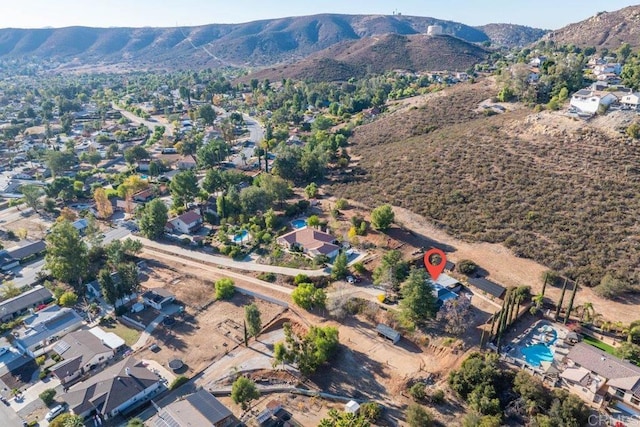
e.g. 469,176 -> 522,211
601,321 -> 612,333
579,302 -> 595,323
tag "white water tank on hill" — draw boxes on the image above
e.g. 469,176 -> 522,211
427,25 -> 443,36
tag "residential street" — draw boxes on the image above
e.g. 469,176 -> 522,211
111,103 -> 174,136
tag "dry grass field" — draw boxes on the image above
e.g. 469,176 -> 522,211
330,78 -> 640,295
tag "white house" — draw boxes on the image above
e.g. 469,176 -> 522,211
593,63 -> 622,76
177,155 -> 197,170
62,357 -> 163,420
621,93 -> 640,109
142,288 -> 175,310
13,305 -> 84,357
570,89 -> 618,115
165,210 -> 203,234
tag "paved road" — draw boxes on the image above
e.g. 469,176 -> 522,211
102,226 -> 131,244
135,236 -> 329,277
0,401 -> 24,427
0,205 -> 33,224
10,259 -> 45,289
111,103 -> 174,136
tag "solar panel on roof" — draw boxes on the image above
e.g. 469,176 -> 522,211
154,411 -> 180,427
52,340 -> 70,355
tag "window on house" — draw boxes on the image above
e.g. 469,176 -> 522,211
615,388 -> 625,398
631,397 -> 640,406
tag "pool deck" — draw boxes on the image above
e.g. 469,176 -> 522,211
506,320 -> 570,369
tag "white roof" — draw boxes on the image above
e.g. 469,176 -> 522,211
435,273 -> 460,289
89,326 -> 125,350
345,400 -> 360,413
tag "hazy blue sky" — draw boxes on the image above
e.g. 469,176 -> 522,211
2,0 -> 639,30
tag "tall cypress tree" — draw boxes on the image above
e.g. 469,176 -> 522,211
564,279 -> 579,325
555,277 -> 568,321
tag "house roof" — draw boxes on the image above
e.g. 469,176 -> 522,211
154,390 -> 232,427
6,240 -> 46,260
63,357 -> 159,417
277,227 -> 339,255
15,305 -> 84,350
143,288 -> 175,305
567,342 -> 640,391
72,218 -> 89,230
50,330 -> 112,378
560,366 -> 591,383
174,210 -> 202,225
467,277 -> 506,298
435,273 -> 461,289
0,285 -> 52,317
178,155 -> 197,164
133,188 -> 154,200
376,323 -> 401,340
88,326 -> 125,350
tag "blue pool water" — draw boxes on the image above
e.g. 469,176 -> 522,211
291,219 -> 307,229
140,174 -> 148,179
521,343 -> 554,367
233,230 -> 249,243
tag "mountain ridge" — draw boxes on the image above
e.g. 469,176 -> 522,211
0,14 -> 543,71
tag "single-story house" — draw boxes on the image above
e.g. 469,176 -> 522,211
137,159 -> 151,172
177,155 -> 197,170
561,342 -> 640,413
72,218 -> 89,235
569,89 -> 618,115
142,288 -> 175,310
50,330 -> 115,385
112,198 -> 140,213
6,239 -> 47,263
435,273 -> 462,293
276,227 -> 340,259
0,250 -> 19,271
0,285 -> 53,322
467,277 -> 506,299
133,188 -> 154,203
165,210 -> 203,235
151,389 -> 234,427
433,284 -> 459,307
13,305 -> 84,357
63,357 -> 163,420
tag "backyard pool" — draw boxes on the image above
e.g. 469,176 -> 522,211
521,343 -> 555,367
291,218 -> 307,229
232,230 -> 249,244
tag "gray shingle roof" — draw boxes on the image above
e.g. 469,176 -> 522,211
6,240 -> 46,260
568,342 -> 640,388
0,285 -> 52,318
467,277 -> 506,298
155,390 -> 232,427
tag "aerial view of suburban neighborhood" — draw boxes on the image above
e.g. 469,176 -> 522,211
3,1 -> 640,426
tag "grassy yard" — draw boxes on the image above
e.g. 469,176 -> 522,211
107,321 -> 142,347
582,334 -> 617,355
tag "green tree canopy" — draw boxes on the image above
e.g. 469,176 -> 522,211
231,376 -> 260,409
20,183 -> 44,212
291,283 -> 326,310
215,278 -> 235,300
273,322 -> 339,376
331,252 -> 348,280
371,204 -> 394,231
400,268 -> 438,324
45,220 -> 88,291
139,199 -> 168,239
170,170 -> 199,208
198,104 -> 217,125
244,303 -> 262,338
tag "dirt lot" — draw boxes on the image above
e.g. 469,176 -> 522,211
135,291 -> 286,375
139,261 -> 217,309
0,209 -> 53,247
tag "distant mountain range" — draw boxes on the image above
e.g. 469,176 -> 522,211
0,14 -> 544,71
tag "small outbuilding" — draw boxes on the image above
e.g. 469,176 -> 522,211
345,400 -> 360,414
376,323 -> 401,344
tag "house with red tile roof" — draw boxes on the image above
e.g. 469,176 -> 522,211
276,227 -> 340,259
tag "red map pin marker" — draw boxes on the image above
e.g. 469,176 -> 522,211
424,248 -> 446,281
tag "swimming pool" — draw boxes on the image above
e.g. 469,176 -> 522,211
521,343 -> 554,367
291,219 -> 307,229
232,230 -> 249,243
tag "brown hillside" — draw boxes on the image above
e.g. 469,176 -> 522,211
544,5 -> 640,49
329,80 -> 640,291
246,34 -> 488,82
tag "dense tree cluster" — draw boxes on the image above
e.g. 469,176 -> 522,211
273,322 -> 339,376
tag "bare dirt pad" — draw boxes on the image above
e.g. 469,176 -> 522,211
140,261 -> 215,309
135,293 -> 285,375
0,212 -> 52,247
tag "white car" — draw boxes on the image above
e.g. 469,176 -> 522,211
45,404 -> 66,421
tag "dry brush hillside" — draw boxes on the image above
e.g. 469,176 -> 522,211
330,80 -> 640,292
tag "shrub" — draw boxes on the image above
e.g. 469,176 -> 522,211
371,204 -> 394,231
406,403 -> 433,427
360,402 -> 382,422
335,198 -> 348,209
431,389 -> 445,404
258,272 -> 277,282
409,382 -> 427,401
291,283 -> 326,310
457,259 -> 477,275
352,261 -> 366,274
294,274 -> 310,285
169,375 -> 189,390
231,376 -> 260,410
215,278 -> 235,300
377,294 -> 386,303
35,355 -> 46,366
39,388 -> 56,406
627,122 -> 640,139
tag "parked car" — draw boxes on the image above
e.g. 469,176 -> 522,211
45,404 -> 66,421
